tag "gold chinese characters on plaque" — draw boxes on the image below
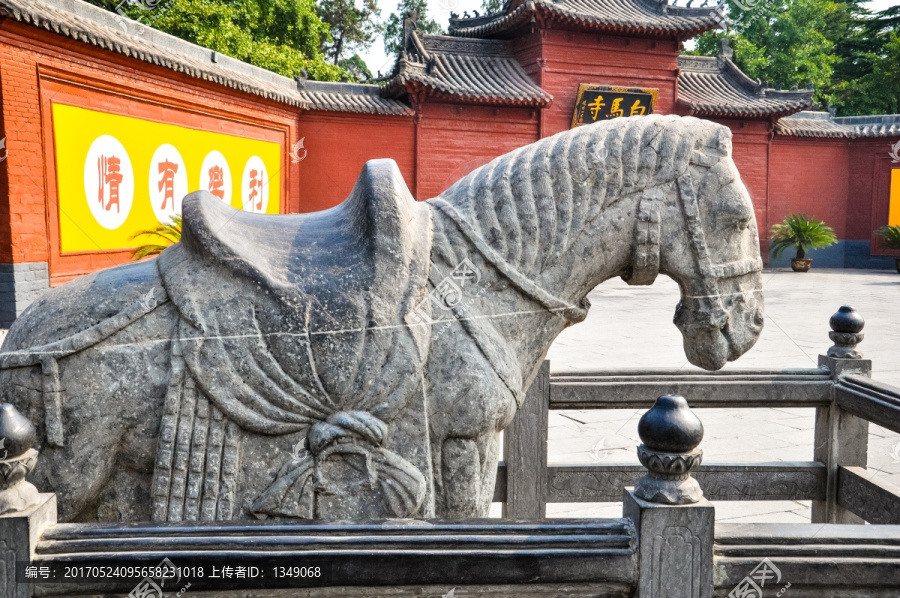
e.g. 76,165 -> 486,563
571,84 -> 659,128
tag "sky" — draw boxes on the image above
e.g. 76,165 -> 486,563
358,0 -> 900,78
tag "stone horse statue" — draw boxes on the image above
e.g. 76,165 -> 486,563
0,115 -> 763,523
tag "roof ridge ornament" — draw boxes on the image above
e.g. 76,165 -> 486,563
718,37 -> 733,60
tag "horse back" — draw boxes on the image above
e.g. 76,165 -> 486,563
1,258 -> 163,352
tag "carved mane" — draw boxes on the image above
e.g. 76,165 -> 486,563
430,115 -> 731,278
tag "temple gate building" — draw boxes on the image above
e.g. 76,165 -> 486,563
1,0 -> 899,324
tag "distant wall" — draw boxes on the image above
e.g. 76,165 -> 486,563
523,29 -> 680,137
294,111 -> 414,212
0,21 -> 301,290
414,101 -> 540,200
767,135 -> 900,269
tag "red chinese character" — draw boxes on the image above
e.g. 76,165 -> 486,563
207,165 -> 225,200
157,159 -> 178,210
97,155 -> 124,213
248,169 -> 263,211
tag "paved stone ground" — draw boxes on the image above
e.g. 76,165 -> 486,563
541,268 -> 900,522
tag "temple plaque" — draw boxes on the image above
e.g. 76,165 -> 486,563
571,84 -> 658,127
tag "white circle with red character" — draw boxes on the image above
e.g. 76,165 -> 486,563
241,156 -> 269,213
148,144 -> 187,224
199,151 -> 232,205
83,135 -> 134,230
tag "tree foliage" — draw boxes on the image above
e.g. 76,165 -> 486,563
316,0 -> 380,65
383,0 -> 443,56
686,0 -> 900,115
339,54 -> 375,81
481,0 -> 504,14
96,0 -> 345,81
687,0 -> 837,102
875,225 -> 900,251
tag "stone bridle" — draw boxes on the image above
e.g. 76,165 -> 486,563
622,149 -> 763,330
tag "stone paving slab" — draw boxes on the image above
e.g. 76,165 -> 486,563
543,268 -> 900,522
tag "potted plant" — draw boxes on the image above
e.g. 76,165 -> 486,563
769,213 -> 837,272
875,225 -> 900,273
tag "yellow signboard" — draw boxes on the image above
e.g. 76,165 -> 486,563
52,103 -> 282,253
890,169 -> 900,226
571,84 -> 658,128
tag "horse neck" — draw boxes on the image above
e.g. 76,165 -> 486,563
427,186 -> 640,379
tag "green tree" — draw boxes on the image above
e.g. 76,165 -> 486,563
687,0 -> 838,103
687,0 -> 900,115
97,0 -> 344,80
130,215 -> 182,260
826,4 -> 900,115
383,0 -> 442,56
339,54 -> 374,81
481,0 -> 504,14
316,0 -> 380,65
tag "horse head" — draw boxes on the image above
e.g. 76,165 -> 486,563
621,119 -> 764,370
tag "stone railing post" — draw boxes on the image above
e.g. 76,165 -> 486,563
0,403 -> 57,598
813,305 -> 870,524
503,360 -> 550,519
624,395 -> 713,598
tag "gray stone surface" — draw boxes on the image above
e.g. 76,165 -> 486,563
624,489 -> 714,598
0,493 -> 57,597
0,115 -> 764,522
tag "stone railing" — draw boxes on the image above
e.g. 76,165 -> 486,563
2,306 -> 900,597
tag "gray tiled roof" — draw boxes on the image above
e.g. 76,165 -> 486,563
677,54 -> 813,118
0,0 -> 413,116
776,112 -> 900,139
449,0 -> 722,39
385,31 -> 552,106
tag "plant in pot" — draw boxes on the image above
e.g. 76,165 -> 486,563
769,214 -> 837,272
875,225 -> 900,273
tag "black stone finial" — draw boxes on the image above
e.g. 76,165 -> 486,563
634,395 -> 704,505
0,403 -> 36,461
0,403 -> 41,515
827,305 -> 865,359
637,395 -> 703,453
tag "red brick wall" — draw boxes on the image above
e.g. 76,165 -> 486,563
846,139 -> 900,248
295,111 -> 414,212
0,22 -> 302,283
769,137 -> 851,242
414,101 -> 540,200
528,29 -> 680,137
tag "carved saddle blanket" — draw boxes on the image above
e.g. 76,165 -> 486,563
154,160 -> 435,521
0,159 -> 436,522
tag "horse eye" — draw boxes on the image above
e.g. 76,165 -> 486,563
735,215 -> 752,231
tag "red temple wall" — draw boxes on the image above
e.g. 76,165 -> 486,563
769,138 -> 851,240
846,139 -> 900,251
2,17 -> 897,288
413,101 -> 540,200
0,23 -> 302,283
295,111 -> 414,212
531,29 -> 680,137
